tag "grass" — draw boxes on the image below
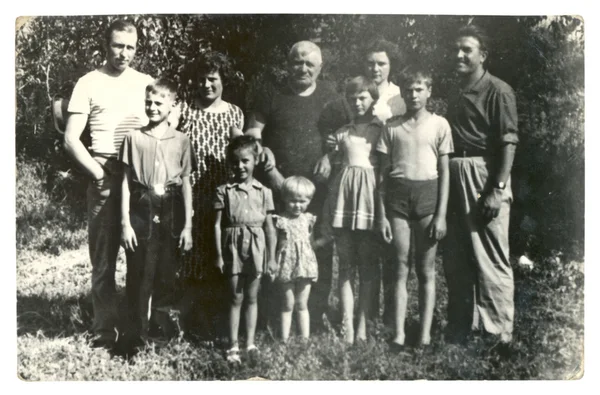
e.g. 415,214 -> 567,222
16,243 -> 584,381
15,159 -> 584,381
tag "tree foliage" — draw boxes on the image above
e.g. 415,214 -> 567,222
15,14 -> 584,258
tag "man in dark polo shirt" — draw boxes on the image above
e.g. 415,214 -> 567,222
443,25 -> 519,348
246,41 -> 350,331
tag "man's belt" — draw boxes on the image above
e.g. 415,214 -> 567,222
450,148 -> 489,158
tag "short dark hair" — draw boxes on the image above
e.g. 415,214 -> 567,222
187,51 -> 236,87
146,77 -> 178,98
226,135 -> 260,162
345,76 -> 379,101
363,38 -> 402,70
399,65 -> 433,89
104,19 -> 137,45
456,24 -> 491,56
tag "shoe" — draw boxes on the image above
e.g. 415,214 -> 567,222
226,347 -> 241,364
388,341 -> 407,353
90,336 -> 116,350
245,344 -> 260,357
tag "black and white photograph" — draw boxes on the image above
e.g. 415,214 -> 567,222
12,3 -> 588,383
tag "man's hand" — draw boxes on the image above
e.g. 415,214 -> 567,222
260,146 -> 277,172
121,224 -> 137,252
179,227 -> 193,251
479,188 -> 503,223
428,215 -> 447,241
313,155 -> 331,183
378,218 -> 393,244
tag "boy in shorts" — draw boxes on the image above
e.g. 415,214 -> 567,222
376,66 -> 453,348
119,78 -> 194,347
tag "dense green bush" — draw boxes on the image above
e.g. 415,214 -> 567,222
15,14 -> 584,259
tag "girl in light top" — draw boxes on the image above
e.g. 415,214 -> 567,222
324,76 -> 383,344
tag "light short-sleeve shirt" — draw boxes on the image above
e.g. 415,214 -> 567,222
119,127 -> 195,189
377,113 -> 454,181
214,179 -> 275,227
68,68 -> 154,157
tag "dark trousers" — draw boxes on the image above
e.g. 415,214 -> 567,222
87,159 -> 123,341
125,187 -> 185,340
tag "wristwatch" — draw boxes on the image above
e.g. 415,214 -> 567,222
494,181 -> 506,190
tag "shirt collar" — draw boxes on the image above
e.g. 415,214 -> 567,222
463,70 -> 492,94
141,125 -> 177,140
225,178 -> 263,191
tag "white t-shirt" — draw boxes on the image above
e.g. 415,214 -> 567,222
377,113 -> 454,181
68,67 -> 154,157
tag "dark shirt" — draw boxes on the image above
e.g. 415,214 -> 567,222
447,71 -> 519,153
252,81 -> 351,179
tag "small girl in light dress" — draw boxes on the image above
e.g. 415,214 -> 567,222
271,176 -> 326,342
324,76 -> 383,344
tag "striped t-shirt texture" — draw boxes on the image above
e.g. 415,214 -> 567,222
68,67 -> 154,157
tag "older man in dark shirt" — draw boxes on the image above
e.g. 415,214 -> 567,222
246,41 -> 351,332
444,25 -> 519,347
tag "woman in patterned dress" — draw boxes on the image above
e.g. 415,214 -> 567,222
175,51 -> 244,334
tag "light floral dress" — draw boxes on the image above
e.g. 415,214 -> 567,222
273,213 -> 319,283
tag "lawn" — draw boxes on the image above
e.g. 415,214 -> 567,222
16,242 -> 584,381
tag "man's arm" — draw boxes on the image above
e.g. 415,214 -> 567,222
120,166 -> 137,251
64,113 -> 105,180
245,112 -> 266,140
479,143 -> 517,221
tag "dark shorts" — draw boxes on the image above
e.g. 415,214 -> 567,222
386,178 -> 438,220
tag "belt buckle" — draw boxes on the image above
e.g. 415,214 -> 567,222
153,184 -> 165,196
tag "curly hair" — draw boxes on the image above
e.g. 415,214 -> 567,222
363,38 -> 403,70
186,50 -> 236,87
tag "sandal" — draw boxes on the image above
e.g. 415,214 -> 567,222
226,347 -> 241,364
245,344 -> 260,355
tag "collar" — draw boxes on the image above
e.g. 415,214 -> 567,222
380,81 -> 400,99
351,116 -> 382,128
225,178 -> 263,191
141,125 -> 177,140
462,70 -> 492,94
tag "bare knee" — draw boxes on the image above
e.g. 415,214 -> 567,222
231,292 -> 244,307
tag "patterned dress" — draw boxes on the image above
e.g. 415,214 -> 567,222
273,213 -> 319,283
178,100 -> 244,279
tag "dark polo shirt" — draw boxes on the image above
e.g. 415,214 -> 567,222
447,71 -> 519,153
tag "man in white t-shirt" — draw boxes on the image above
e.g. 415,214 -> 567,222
64,19 -> 154,350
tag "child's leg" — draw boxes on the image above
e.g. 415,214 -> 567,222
281,282 -> 295,342
389,216 -> 412,345
228,275 -> 244,349
336,230 -> 356,344
356,232 -> 377,341
414,214 -> 438,345
243,275 -> 261,349
295,279 -> 312,339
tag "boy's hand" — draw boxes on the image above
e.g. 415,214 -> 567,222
428,215 -> 447,241
179,227 -> 193,251
121,224 -> 137,252
325,133 -> 337,150
267,258 -> 278,279
378,218 -> 393,244
215,256 -> 225,274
